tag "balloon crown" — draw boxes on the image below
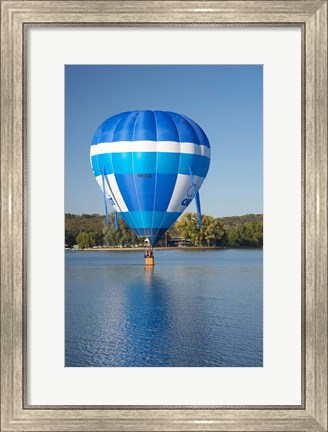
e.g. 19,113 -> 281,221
91,110 -> 210,147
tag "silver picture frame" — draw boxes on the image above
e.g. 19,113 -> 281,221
1,1 -> 327,431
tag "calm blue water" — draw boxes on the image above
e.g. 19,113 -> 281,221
65,249 -> 263,367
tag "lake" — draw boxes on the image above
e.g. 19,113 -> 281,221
65,248 -> 263,367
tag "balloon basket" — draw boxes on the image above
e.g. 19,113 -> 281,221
145,256 -> 154,267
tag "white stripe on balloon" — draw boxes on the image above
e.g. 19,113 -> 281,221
167,173 -> 204,213
90,141 -> 211,158
95,174 -> 129,212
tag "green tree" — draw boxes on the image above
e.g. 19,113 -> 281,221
240,221 -> 263,247
65,229 -> 76,247
175,213 -> 199,244
76,231 -> 98,249
227,225 -> 241,247
226,222 -> 263,247
65,213 -> 105,246
175,213 -> 225,246
201,215 -> 225,246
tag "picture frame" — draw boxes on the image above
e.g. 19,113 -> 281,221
1,1 -> 327,431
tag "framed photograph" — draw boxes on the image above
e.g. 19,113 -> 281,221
1,1 -> 327,431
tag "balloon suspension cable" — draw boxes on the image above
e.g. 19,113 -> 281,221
114,210 -> 119,229
101,166 -> 109,225
189,166 -> 202,228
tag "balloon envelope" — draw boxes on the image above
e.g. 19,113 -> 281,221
90,110 -> 211,247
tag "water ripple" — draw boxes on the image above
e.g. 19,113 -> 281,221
65,249 -> 263,367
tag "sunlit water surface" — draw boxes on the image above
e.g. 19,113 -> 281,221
65,249 -> 262,367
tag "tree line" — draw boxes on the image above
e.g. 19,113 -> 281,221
65,212 -> 263,249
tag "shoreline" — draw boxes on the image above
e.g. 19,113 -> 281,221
66,246 -> 225,251
65,246 -> 262,252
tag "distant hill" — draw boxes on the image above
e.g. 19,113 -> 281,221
217,214 -> 263,228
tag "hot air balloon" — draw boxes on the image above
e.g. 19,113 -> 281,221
90,110 -> 211,248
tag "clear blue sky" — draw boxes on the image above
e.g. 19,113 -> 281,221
65,65 -> 262,217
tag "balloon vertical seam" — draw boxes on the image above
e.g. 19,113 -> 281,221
120,111 -> 144,237
151,112 -> 159,242
130,112 -> 147,235
154,112 -> 182,238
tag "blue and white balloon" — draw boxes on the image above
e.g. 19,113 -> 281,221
90,110 -> 211,247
